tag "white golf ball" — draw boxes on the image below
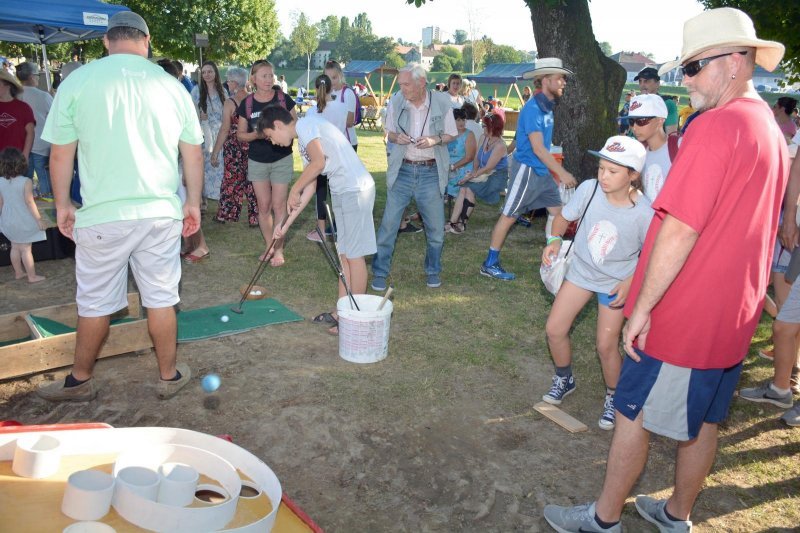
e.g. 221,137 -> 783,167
220,315 -> 229,323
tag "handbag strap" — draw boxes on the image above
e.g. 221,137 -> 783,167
565,180 -> 599,257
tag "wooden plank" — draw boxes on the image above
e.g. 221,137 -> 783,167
0,313 -> 36,341
533,401 -> 588,433
0,319 -> 152,380
0,294 -> 142,341
22,315 -> 42,340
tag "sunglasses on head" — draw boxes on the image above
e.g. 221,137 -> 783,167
680,51 -> 747,78
629,117 -> 655,127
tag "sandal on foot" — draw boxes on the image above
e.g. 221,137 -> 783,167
312,312 -> 337,324
327,323 -> 339,336
184,251 -> 210,263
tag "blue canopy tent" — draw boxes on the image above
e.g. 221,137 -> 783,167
469,62 -> 535,103
343,60 -> 399,104
0,0 -> 130,89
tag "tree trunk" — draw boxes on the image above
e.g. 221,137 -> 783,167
306,54 -> 311,92
527,0 -> 626,180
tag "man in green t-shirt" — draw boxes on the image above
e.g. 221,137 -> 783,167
37,11 -> 204,402
635,67 -> 679,134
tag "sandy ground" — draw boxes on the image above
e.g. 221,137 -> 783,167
0,252 -> 786,532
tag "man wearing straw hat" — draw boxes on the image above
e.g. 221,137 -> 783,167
544,8 -> 788,533
480,58 -> 577,281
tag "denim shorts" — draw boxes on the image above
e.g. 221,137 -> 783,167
615,349 -> 742,441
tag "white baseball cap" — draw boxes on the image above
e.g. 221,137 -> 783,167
588,136 -> 647,173
626,94 -> 668,119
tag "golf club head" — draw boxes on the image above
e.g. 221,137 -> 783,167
230,305 -> 244,314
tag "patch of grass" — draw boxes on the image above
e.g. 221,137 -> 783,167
202,127 -> 799,531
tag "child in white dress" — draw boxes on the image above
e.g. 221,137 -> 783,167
0,147 -> 47,282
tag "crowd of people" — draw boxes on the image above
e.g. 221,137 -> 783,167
0,7 -> 797,532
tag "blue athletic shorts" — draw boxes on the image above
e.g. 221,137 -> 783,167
597,292 -> 617,308
615,349 -> 742,441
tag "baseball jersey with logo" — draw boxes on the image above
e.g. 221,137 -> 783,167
642,143 -> 672,202
562,179 -> 653,293
0,98 -> 34,152
295,114 -> 373,194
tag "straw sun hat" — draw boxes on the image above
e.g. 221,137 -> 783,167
523,57 -> 573,80
0,70 -> 22,91
659,7 -> 785,76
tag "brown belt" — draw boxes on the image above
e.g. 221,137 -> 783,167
403,158 -> 436,166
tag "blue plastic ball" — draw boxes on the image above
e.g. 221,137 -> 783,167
201,374 -> 221,393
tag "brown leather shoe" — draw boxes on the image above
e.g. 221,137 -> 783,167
37,377 -> 98,402
157,363 -> 192,400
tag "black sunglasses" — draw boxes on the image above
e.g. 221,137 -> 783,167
680,51 -> 747,78
629,117 -> 654,127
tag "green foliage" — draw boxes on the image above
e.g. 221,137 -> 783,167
432,55 -> 454,72
701,0 -> 800,83
316,15 -> 340,42
454,29 -> 468,45
290,12 -> 319,60
385,51 -> 407,69
438,45 -> 463,71
109,0 -> 279,63
599,41 -> 613,56
485,43 -> 525,64
463,40 -> 489,73
352,13 -> 373,35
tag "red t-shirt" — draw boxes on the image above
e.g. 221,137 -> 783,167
624,98 -> 789,369
0,98 -> 35,152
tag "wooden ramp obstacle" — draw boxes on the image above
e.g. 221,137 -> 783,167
0,293 -> 152,381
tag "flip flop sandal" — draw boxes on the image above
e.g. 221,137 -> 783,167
184,252 -> 210,263
312,312 -> 337,324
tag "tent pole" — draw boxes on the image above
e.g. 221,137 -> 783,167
41,44 -> 52,92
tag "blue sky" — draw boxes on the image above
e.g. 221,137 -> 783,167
276,0 -> 705,64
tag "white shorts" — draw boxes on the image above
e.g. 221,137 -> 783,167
74,218 -> 182,317
331,186 -> 376,259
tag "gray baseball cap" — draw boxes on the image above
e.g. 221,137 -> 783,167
107,11 -> 150,36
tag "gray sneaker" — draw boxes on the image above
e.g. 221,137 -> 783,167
543,501 -> 620,532
782,403 -> 800,427
371,276 -> 387,291
37,376 -> 98,402
635,495 -> 692,532
157,363 -> 192,400
739,381 -> 793,409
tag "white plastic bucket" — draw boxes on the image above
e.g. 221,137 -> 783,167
336,294 -> 393,364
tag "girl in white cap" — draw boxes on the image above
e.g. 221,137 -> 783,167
540,135 -> 653,430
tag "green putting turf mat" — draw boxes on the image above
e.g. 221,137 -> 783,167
176,298 -> 303,342
0,335 -> 32,347
27,315 -> 136,338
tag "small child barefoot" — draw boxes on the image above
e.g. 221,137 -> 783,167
28,274 -> 46,283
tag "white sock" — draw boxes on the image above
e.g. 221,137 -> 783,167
770,382 -> 791,395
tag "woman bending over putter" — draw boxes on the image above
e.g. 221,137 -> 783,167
258,106 -> 377,335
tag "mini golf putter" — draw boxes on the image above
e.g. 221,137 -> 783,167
232,216 -> 287,315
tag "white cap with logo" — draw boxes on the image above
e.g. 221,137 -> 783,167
588,136 -> 647,173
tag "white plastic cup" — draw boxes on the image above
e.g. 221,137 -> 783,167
62,522 -> 116,533
61,470 -> 115,521
12,434 -> 61,478
115,466 -> 160,501
157,462 -> 199,507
